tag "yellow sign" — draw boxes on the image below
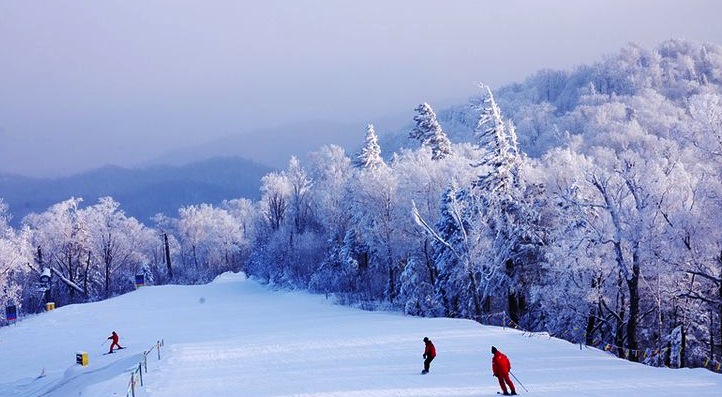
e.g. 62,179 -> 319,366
76,351 -> 88,366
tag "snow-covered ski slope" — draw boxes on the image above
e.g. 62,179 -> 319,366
1,272 -> 719,397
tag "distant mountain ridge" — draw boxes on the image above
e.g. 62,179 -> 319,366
0,117 -> 410,227
144,120 -> 363,169
143,116 -> 413,169
0,157 -> 272,226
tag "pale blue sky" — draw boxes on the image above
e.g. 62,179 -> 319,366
1,1 -> 720,176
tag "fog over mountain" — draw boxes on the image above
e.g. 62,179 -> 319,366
143,113 -> 411,170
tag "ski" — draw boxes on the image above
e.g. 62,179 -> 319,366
103,346 -> 126,355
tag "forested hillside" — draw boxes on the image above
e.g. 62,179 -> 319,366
2,39 -> 721,373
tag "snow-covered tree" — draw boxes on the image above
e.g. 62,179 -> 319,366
23,198 -> 90,304
410,102 -> 452,160
221,197 -> 256,269
0,201 -> 31,316
173,204 -> 245,282
393,145 -> 478,313
397,257 -> 436,316
82,197 -> 156,298
469,85 -> 544,324
306,145 -> 357,295
354,124 -> 385,169
346,162 -> 402,301
250,157 -> 326,287
533,146 -> 614,344
307,145 -> 352,242
151,213 -> 182,283
285,156 -> 314,234
471,85 -> 522,193
259,172 -> 290,232
414,182 -> 482,319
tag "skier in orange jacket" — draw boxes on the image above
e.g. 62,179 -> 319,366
107,331 -> 124,353
491,346 -> 517,395
421,337 -> 436,374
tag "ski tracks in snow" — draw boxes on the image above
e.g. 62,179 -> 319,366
3,351 -> 144,397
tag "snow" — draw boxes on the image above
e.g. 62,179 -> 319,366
1,272 -> 719,397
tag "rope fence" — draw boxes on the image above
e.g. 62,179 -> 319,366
478,311 -> 722,373
125,339 -> 165,397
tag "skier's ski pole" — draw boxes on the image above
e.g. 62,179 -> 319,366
510,371 -> 529,393
101,339 -> 108,347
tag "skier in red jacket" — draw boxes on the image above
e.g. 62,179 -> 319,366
107,331 -> 124,354
421,337 -> 436,374
491,346 -> 516,395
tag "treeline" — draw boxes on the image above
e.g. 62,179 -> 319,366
2,39 -> 722,371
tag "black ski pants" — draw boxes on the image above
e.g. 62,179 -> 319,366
424,355 -> 435,371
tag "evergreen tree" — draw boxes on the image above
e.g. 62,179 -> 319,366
469,85 -> 544,324
471,86 -> 521,192
354,124 -> 385,169
397,257 -> 436,316
410,102 -> 453,160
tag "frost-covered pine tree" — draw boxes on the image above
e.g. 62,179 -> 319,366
354,124 -> 385,169
469,85 -> 543,324
397,257 -> 436,316
410,103 -> 453,160
471,86 -> 522,193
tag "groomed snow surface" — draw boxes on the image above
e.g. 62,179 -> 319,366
1,272 -> 720,397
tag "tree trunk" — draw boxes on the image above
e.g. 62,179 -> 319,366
505,259 -> 520,323
626,262 -> 640,362
508,292 -> 521,325
104,260 -> 110,297
83,251 -> 91,297
67,250 -> 75,301
388,265 -> 396,303
423,239 -> 436,285
192,245 -> 199,276
467,267 -> 483,321
586,276 -> 601,345
615,275 -> 626,359
710,316 -> 715,363
164,233 -> 173,280
585,310 -> 597,345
